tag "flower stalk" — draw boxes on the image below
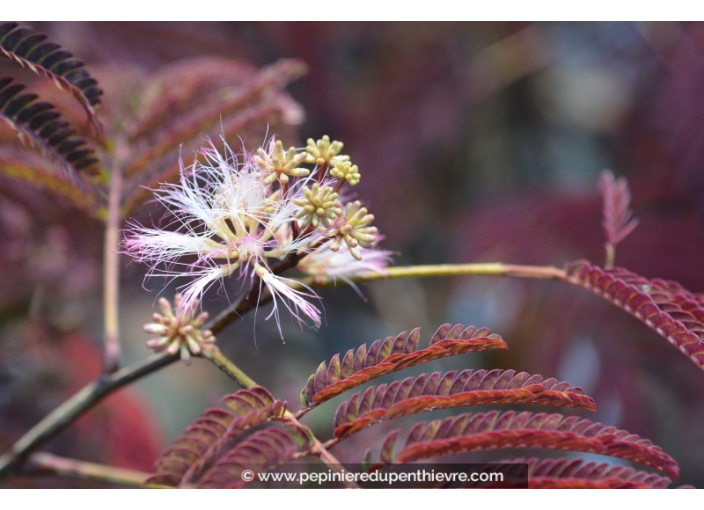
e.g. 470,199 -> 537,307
294,262 -> 566,288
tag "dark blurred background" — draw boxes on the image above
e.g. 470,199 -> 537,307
1,21 -> 703,486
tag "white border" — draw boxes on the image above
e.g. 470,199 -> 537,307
5,3 -> 704,22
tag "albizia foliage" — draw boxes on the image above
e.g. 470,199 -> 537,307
516,457 -> 672,489
146,387 -> 286,487
0,22 -> 103,125
374,410 -> 679,481
146,324 -> 686,489
598,169 -> 639,249
566,261 -> 704,371
333,369 -> 595,439
0,75 -> 99,175
196,426 -> 313,489
302,324 -> 507,406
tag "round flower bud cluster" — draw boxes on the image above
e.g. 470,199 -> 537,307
294,183 -> 342,229
326,201 -> 377,260
254,140 -> 309,185
144,294 -> 215,364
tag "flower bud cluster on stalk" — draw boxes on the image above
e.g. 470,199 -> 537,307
144,294 -> 215,364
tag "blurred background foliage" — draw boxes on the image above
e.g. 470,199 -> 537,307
1,21 -> 703,487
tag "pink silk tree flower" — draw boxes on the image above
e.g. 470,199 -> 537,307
124,140 -> 324,334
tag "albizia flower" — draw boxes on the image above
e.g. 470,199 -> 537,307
124,139 -> 325,332
125,135 -> 389,337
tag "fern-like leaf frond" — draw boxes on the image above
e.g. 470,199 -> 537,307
126,57 -> 259,141
514,457 -> 672,489
197,425 -> 313,488
0,74 -> 100,176
301,324 -> 507,406
599,170 -> 638,247
566,261 -> 704,371
0,146 -> 102,213
125,58 -> 306,178
375,410 -> 679,480
146,387 -> 286,487
333,369 -> 596,439
0,22 -> 102,128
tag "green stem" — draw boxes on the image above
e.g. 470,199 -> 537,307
24,452 -> 164,488
200,346 -> 258,389
297,262 -> 566,288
